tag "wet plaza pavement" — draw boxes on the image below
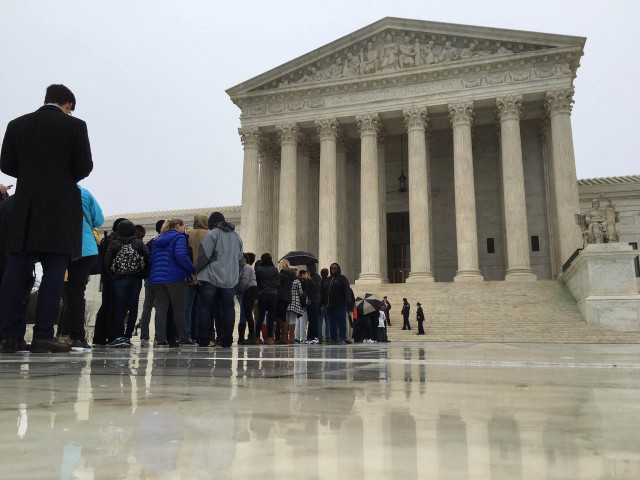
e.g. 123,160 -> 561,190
1,342 -> 639,479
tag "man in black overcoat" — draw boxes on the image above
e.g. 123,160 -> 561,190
0,84 -> 93,353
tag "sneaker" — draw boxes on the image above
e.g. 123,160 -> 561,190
155,341 -> 169,347
180,339 -> 196,346
108,337 -> 131,348
294,339 -> 300,344
169,341 -> 180,348
140,339 -> 150,348
308,338 -> 319,345
338,340 -> 346,345
70,339 -> 92,350
346,340 -> 352,344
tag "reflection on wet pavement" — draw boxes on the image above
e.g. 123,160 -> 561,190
1,342 -> 639,479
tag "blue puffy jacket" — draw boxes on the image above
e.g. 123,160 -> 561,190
147,230 -> 195,285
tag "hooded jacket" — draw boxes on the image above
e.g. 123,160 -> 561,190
196,219 -> 243,289
104,220 -> 150,279
327,263 -> 352,308
277,268 -> 297,303
255,258 -> 279,295
148,229 -> 195,285
79,185 -> 104,258
187,214 -> 208,264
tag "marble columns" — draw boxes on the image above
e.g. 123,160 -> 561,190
276,122 -> 299,260
256,137 -> 279,256
496,95 -> 536,281
337,133 -> 349,273
449,101 -> 484,281
403,106 -> 434,283
377,132 -> 389,283
239,126 -> 261,253
316,118 -> 340,269
544,88 -> 582,268
356,113 -> 383,284
297,136 -> 312,252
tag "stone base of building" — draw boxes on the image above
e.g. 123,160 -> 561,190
406,272 -> 435,284
454,270 -> 484,282
560,243 -> 640,332
505,269 -> 538,281
355,273 -> 383,285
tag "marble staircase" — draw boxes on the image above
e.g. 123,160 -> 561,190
353,280 -> 640,343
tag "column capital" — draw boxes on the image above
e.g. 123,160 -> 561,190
403,106 -> 429,132
448,101 -> 474,128
356,112 -> 380,136
276,122 -> 299,144
315,118 -> 340,140
544,88 -> 575,116
238,126 -> 261,148
496,94 -> 523,122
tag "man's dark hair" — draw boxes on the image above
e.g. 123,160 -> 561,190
320,268 -> 329,278
155,219 -> 165,234
44,84 -> 76,111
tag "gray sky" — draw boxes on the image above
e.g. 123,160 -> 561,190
1,0 -> 637,217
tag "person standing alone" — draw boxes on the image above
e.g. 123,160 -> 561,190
0,85 -> 93,353
416,302 -> 425,335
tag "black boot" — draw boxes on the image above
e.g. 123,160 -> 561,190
238,323 -> 246,345
246,319 -> 255,343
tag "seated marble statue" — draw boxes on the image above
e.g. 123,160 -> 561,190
379,34 -> 399,71
421,40 -> 438,65
298,66 -> 324,83
328,57 -> 344,79
360,42 -> 379,74
460,42 -> 477,59
576,198 -> 620,244
495,42 -> 513,56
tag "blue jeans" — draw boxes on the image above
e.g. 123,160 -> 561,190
198,282 -> 235,347
319,305 -> 331,343
113,276 -> 143,338
0,252 -> 68,340
256,293 -> 278,340
235,292 -> 245,324
327,306 -> 347,342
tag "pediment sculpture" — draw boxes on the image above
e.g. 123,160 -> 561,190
258,31 -> 550,91
575,198 -> 620,244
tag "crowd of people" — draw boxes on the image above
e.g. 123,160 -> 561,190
0,84 -> 427,355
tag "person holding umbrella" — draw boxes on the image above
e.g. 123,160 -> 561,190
326,262 -> 351,345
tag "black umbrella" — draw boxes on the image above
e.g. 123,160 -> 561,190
355,293 -> 383,316
279,251 -> 318,266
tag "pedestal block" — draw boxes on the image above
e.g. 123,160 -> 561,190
560,243 -> 640,331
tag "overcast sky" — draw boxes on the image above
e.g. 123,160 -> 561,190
1,0 -> 637,217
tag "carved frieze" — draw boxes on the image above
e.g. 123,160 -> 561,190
252,29 -> 555,92
241,63 -> 573,118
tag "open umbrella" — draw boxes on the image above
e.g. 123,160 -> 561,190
354,293 -> 383,316
278,251 -> 318,266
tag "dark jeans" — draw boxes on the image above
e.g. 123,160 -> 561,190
256,293 -> 277,340
59,255 -> 94,340
402,313 -> 411,330
242,286 -> 258,340
327,306 -> 347,342
184,284 -> 199,339
0,252 -> 68,340
198,282 -> 235,347
319,305 -> 330,342
113,275 -> 143,338
306,302 -> 319,340
94,274 -> 115,344
139,281 -> 155,340
377,326 -> 388,342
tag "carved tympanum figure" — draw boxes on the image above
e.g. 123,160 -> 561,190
421,40 -> 438,65
398,35 -> 417,68
439,41 -> 458,62
343,52 -> 360,77
460,42 -> 476,59
328,57 -> 344,79
379,33 -> 399,71
360,41 -> 379,74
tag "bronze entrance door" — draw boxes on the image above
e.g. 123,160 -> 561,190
387,212 -> 411,283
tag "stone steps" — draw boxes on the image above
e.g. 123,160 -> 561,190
352,280 -> 640,344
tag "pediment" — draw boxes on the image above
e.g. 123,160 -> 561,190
227,17 -> 585,97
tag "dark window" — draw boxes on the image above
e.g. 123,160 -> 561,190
630,243 -> 640,277
531,236 -> 540,252
487,238 -> 495,254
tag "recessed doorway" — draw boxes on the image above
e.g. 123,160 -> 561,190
387,212 -> 411,283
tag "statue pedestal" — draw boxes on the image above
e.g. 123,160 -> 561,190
559,243 -> 640,332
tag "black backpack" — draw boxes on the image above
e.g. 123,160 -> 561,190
112,243 -> 145,275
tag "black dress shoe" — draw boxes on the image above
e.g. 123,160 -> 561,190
17,340 -> 30,352
1,339 -> 18,353
31,338 -> 72,353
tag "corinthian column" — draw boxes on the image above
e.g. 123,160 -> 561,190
315,118 -> 339,269
545,88 -> 582,267
337,132 -> 349,275
276,122 -> 299,260
449,101 -> 483,281
377,132 -> 389,283
403,106 -> 435,283
239,126 -> 261,253
497,95 -> 537,281
297,135 -> 312,252
257,137 -> 279,256
355,112 -> 382,284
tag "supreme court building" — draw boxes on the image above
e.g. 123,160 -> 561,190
227,17 -> 586,284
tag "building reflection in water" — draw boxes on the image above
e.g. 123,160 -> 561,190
1,345 -> 640,479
